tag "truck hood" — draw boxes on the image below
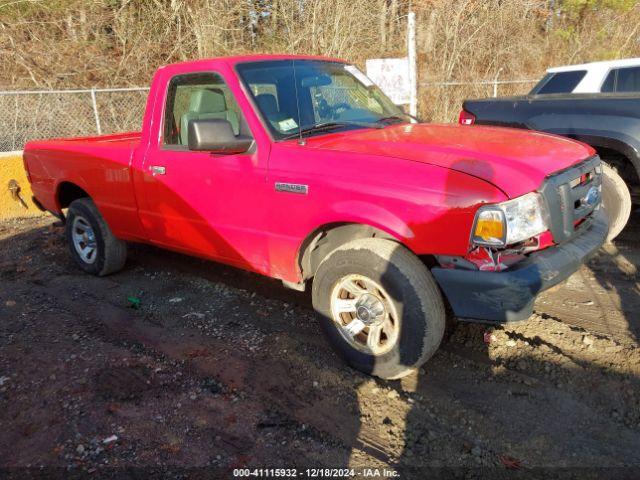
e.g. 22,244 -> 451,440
306,123 -> 594,198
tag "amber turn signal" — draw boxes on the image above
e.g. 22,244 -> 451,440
473,209 -> 505,246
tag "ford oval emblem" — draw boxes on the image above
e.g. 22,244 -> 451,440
585,186 -> 600,207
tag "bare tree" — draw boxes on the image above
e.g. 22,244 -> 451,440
0,0 -> 638,121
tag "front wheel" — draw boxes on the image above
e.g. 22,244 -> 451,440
312,238 -> 445,379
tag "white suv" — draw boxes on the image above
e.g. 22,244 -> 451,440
531,58 -> 640,95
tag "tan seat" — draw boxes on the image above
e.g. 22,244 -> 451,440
180,88 -> 240,145
255,93 -> 288,126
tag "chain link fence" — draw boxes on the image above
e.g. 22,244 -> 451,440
0,79 -> 537,152
0,87 -> 149,152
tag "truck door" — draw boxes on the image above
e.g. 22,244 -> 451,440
136,71 -> 269,273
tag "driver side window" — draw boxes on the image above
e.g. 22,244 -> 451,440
163,72 -> 242,147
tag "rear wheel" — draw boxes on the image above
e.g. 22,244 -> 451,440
66,198 -> 127,276
312,238 -> 445,379
601,163 -> 632,242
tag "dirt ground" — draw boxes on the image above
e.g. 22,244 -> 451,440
0,212 -> 639,479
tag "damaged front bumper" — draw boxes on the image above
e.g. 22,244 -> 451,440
431,210 -> 608,323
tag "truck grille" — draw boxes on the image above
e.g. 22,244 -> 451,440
539,155 -> 602,243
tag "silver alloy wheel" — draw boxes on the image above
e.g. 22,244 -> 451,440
71,215 -> 98,264
330,274 -> 400,356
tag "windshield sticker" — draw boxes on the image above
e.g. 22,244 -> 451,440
278,118 -> 299,131
344,65 -> 374,87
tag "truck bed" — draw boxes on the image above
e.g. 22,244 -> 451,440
463,93 -> 640,129
24,131 -> 144,241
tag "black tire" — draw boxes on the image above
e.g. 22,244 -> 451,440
601,163 -> 632,242
65,198 -> 127,276
312,238 -> 445,379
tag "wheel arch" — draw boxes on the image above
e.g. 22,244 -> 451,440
567,133 -> 640,186
591,144 -> 640,191
56,181 -> 91,210
298,222 -> 409,281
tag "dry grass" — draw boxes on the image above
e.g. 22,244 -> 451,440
1,0 -> 639,121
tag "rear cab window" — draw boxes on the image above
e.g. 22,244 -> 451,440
600,66 -> 640,93
530,70 -> 587,95
308,73 -> 386,123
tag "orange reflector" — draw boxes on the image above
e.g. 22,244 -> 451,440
475,216 -> 504,241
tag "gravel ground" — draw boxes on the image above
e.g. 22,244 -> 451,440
0,213 -> 639,479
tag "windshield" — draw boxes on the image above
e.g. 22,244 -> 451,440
236,59 -> 411,140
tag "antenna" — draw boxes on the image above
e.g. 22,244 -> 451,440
292,60 -> 305,145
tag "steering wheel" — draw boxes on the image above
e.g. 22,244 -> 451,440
331,102 -> 352,119
314,95 -> 332,119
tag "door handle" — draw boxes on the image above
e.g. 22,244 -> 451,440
150,165 -> 166,176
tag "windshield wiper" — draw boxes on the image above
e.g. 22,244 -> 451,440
281,121 -> 382,140
375,115 -> 409,125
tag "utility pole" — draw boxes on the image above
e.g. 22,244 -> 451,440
547,0 -> 555,31
407,11 -> 418,118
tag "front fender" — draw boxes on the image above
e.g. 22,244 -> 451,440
568,133 -> 640,175
329,200 -> 415,240
527,113 -> 640,175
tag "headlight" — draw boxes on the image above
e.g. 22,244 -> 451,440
472,192 -> 549,247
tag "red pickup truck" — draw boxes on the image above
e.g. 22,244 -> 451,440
24,55 -> 608,379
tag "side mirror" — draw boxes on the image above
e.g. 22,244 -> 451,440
188,119 -> 253,154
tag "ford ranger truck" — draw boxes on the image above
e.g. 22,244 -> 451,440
24,55 -> 608,379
